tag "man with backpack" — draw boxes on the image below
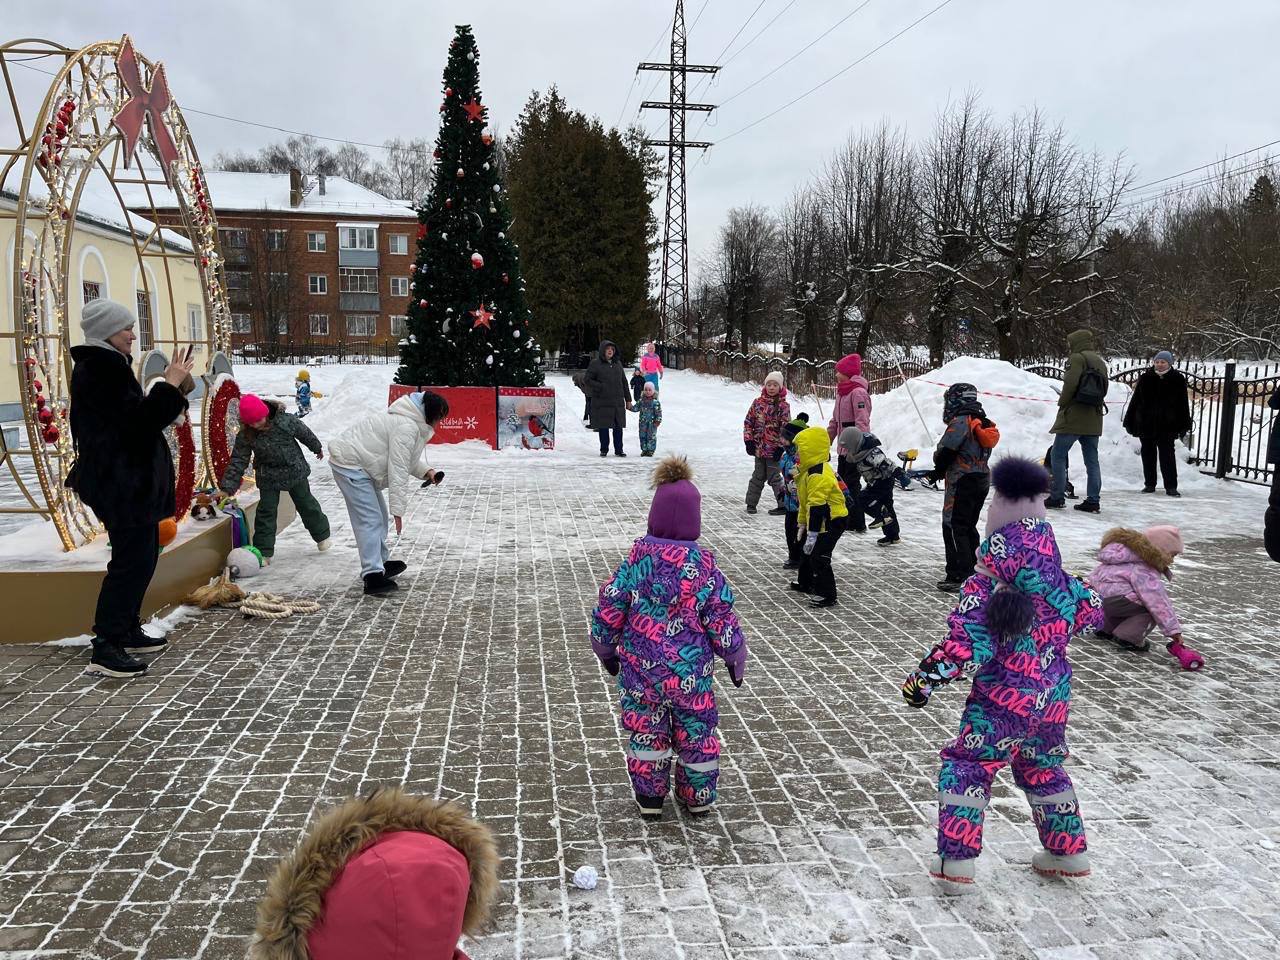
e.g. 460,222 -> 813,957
1048,329 -> 1108,513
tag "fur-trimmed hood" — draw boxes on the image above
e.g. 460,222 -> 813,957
1098,527 -> 1175,577
252,789 -> 499,960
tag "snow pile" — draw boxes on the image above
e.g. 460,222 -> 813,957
866,357 -> 1214,493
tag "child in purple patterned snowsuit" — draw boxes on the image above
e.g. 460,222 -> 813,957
591,456 -> 747,820
902,457 -> 1103,887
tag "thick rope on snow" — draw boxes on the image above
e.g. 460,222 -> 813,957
225,592 -> 321,620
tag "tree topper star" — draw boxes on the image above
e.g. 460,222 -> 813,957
471,303 -> 494,329
462,98 -> 485,122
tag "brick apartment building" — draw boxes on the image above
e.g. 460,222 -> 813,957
131,169 -> 418,354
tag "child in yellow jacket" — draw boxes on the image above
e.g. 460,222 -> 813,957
790,425 -> 850,608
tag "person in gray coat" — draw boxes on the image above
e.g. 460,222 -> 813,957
585,339 -> 632,457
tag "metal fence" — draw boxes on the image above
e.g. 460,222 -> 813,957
691,348 -> 1278,486
232,340 -> 399,365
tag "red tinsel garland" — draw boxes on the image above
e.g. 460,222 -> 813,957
209,378 -> 242,486
173,417 -> 196,521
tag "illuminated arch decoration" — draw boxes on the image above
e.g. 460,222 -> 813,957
0,35 -> 234,550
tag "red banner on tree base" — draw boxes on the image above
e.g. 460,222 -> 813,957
497,387 -> 556,450
386,385 -> 497,448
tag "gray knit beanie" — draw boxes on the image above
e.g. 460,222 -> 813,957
81,299 -> 134,342
1153,350 -> 1174,365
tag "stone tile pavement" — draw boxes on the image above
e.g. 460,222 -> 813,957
0,455 -> 1277,959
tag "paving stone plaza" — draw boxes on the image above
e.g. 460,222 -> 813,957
0,447 -> 1277,959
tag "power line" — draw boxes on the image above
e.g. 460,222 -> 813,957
616,10 -> 677,129
715,0 -> 959,146
687,0 -> 792,105
720,0 -> 801,71
710,0 -> 770,64
1120,137 -> 1280,196
1118,157 -> 1277,213
9,57 -> 398,154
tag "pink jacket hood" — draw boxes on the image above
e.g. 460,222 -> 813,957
1088,529 -> 1182,637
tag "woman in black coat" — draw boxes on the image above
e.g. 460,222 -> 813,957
1122,350 -> 1193,496
585,339 -> 632,457
68,299 -> 192,678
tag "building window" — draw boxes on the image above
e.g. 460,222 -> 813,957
390,276 -> 409,297
277,313 -> 290,336
187,304 -> 204,348
339,267 -> 379,293
339,226 -> 377,250
346,314 -> 376,337
308,274 -> 328,295
135,289 -> 154,350
309,314 -> 330,336
82,280 -> 101,303
389,234 -> 409,255
220,228 -> 248,248
307,231 -> 328,252
390,315 -> 409,336
265,230 -> 288,251
226,271 -> 250,292
231,313 -> 252,334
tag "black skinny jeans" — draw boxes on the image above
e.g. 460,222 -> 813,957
94,522 -> 160,643
836,458 -> 866,531
798,516 -> 847,600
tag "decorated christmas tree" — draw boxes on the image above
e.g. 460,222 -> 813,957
396,25 -> 543,387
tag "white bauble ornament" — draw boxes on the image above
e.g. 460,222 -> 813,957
457,167 -> 465,178
492,184 -> 501,193
498,232 -> 505,239
483,162 -> 490,171
467,51 -> 475,61
486,354 -> 493,365
442,319 -> 451,333
513,329 -> 520,338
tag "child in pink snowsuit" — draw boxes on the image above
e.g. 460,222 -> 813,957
590,456 -> 747,820
827,354 -> 871,532
902,457 -> 1103,888
1089,525 -> 1203,669
640,342 -> 664,394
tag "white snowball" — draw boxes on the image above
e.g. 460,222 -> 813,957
572,865 -> 598,890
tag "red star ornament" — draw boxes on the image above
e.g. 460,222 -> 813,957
470,304 -> 494,330
462,98 -> 485,122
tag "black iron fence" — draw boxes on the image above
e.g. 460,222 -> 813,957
232,340 -> 399,365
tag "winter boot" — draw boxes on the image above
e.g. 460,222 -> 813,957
877,536 -> 900,547
1073,500 -> 1101,513
1032,850 -> 1091,879
1167,638 -> 1205,671
122,628 -> 167,655
1044,498 -> 1066,509
635,794 -> 665,821
363,572 -> 399,596
809,596 -> 837,609
681,798 -> 714,816
87,641 -> 147,679
928,855 -> 976,891
789,581 -> 814,595
767,505 -> 787,516
782,559 -> 800,570
383,560 -> 408,579
746,505 -> 758,515
317,538 -> 332,552
937,579 -> 963,593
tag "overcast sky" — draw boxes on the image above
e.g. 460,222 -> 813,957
6,1 -> 1278,271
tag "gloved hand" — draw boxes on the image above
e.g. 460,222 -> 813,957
803,531 -> 819,555
902,670 -> 932,708
745,440 -> 757,457
723,644 -> 747,688
592,638 -> 620,676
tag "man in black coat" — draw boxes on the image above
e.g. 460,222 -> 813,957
69,299 -> 193,678
1266,385 -> 1280,563
585,339 -> 632,457
1122,350 -> 1193,497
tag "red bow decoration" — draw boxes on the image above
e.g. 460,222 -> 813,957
113,36 -> 180,183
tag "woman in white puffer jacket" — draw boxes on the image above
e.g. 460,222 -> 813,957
328,390 -> 447,594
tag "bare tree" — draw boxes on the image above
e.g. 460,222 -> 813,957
243,210 -> 300,357
376,138 -> 434,201
777,186 -> 829,357
911,95 -> 998,365
710,205 -> 779,351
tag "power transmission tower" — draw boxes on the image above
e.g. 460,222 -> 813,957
639,0 -> 718,346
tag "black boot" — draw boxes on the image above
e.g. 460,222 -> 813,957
363,572 -> 399,595
1073,500 -> 1101,513
121,628 -> 167,655
384,560 -> 408,578
635,793 -> 665,820
87,641 -> 147,678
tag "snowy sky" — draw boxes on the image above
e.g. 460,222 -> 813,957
5,0 -> 1278,273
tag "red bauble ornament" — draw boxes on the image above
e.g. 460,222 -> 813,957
34,395 -> 45,409
445,198 -> 453,209
445,86 -> 454,97
42,425 -> 59,445
38,408 -> 53,424
462,98 -> 484,122
481,134 -> 494,147
23,357 -> 36,368
501,272 -> 510,284
433,148 -> 442,160
419,299 -> 428,308
470,252 -> 484,269
417,223 -> 427,240
32,380 -> 42,392
456,168 -> 465,179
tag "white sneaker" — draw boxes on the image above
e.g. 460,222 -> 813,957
1031,850 -> 1090,879
317,538 -> 331,552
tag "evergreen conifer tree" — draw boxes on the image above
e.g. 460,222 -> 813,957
396,25 -> 543,387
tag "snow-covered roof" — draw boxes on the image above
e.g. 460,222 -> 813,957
120,171 -> 415,220
1,179 -> 193,253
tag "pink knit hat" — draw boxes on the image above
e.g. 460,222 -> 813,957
835,353 -> 862,378
1144,525 -> 1184,557
239,394 -> 270,424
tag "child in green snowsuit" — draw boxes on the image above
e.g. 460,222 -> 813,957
637,381 -> 663,456
219,394 -> 330,560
